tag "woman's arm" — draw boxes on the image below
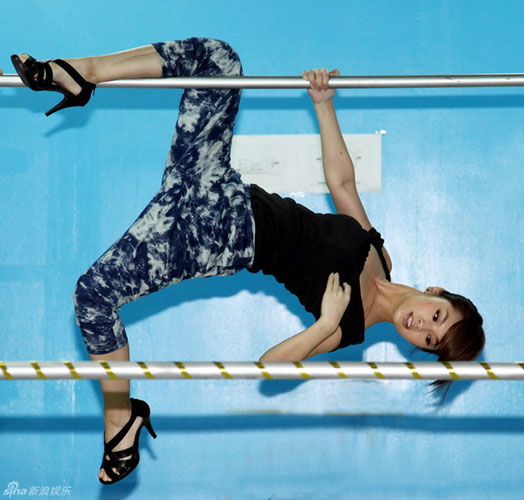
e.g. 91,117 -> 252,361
303,69 -> 372,231
260,273 -> 350,361
259,319 -> 340,362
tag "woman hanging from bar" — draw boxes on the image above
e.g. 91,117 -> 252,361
12,38 -> 484,484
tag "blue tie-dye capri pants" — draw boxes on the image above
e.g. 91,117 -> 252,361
74,38 -> 255,355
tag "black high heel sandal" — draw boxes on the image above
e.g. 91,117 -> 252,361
11,54 -> 96,117
99,398 -> 157,485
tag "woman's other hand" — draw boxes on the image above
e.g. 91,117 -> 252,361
302,68 -> 339,103
319,272 -> 351,331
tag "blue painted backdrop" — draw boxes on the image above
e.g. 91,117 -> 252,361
1,1 -> 523,499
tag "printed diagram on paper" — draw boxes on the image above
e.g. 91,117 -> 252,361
231,133 -> 382,194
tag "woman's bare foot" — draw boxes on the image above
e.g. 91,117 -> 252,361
15,54 -> 96,95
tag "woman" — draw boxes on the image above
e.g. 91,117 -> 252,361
12,38 -> 484,484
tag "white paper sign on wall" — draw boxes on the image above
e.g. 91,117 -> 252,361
231,133 -> 382,194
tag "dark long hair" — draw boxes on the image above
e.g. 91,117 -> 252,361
420,290 -> 485,397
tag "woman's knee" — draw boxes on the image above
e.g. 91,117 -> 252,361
73,270 -> 115,324
204,38 -> 243,77
74,271 -> 99,312
73,271 -> 128,354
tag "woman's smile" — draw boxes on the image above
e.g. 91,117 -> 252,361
404,312 -> 414,329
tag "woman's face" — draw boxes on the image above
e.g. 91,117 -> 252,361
393,290 -> 463,350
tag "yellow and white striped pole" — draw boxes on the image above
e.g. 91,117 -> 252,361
0,361 -> 522,381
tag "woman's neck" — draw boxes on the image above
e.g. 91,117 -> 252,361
366,278 -> 418,327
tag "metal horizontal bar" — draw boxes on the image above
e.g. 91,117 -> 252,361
0,361 -> 522,380
2,74 -> 524,89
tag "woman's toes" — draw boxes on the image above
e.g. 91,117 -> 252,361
17,53 -> 30,64
99,465 -> 120,483
99,468 -> 111,482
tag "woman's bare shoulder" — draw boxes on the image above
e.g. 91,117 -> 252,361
382,246 -> 393,274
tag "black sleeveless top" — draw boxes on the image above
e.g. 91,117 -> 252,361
248,184 -> 391,350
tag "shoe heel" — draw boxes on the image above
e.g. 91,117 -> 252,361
144,418 -> 157,439
45,93 -> 74,117
45,84 -> 95,117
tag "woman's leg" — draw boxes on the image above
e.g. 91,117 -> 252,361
89,345 -> 134,472
72,38 -> 251,482
16,44 -> 163,96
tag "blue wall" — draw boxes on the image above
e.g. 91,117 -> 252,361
1,1 -> 523,499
